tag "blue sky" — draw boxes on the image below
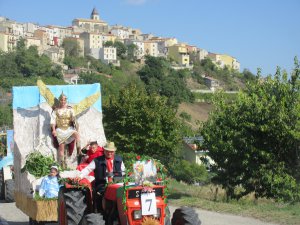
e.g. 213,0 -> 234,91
0,0 -> 299,76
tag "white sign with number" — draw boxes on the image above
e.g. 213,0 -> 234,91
141,192 -> 157,215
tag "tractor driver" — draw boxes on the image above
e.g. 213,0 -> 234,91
80,141 -> 125,187
79,142 -> 125,212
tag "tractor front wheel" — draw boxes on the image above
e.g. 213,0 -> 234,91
58,188 -> 87,225
171,207 -> 201,225
81,213 -> 105,225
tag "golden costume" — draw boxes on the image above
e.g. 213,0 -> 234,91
50,106 -> 76,145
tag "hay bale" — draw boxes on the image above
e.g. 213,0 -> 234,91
15,191 -> 58,222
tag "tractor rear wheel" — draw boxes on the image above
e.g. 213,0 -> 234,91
81,213 -> 105,225
4,179 -> 14,202
58,188 -> 87,225
171,207 -> 201,225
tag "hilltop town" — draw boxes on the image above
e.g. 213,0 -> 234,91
0,8 -> 240,82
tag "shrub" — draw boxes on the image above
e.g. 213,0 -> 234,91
169,159 -> 208,184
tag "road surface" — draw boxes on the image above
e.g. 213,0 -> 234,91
0,200 -> 278,225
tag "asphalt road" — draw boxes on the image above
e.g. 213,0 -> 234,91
0,200 -> 278,225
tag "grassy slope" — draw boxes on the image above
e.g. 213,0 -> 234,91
177,102 -> 213,129
168,179 -> 300,225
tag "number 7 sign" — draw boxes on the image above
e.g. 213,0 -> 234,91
141,192 -> 157,215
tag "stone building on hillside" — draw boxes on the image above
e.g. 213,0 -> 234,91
72,8 -> 109,33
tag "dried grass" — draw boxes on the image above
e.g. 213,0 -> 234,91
15,191 -> 58,221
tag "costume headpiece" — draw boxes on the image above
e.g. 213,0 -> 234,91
59,91 -> 67,101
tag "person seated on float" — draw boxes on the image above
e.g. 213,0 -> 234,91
50,93 -> 81,168
39,166 -> 60,199
81,141 -> 104,164
77,141 -> 104,174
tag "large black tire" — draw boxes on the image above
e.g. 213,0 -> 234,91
58,188 -> 87,225
4,179 -> 14,202
81,213 -> 105,225
171,207 -> 201,225
0,169 -> 4,199
29,218 -> 45,225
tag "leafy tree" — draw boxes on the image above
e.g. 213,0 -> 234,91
0,39 -> 63,90
63,56 -> 87,69
62,38 -> 82,57
169,160 -> 208,184
201,59 -> 300,202
80,69 -> 143,105
160,74 -> 194,106
138,56 -> 168,83
103,41 -> 114,47
104,84 -> 182,165
104,41 -> 127,59
126,43 -> 137,61
0,51 -> 21,77
242,69 -> 256,81
138,56 -> 194,106
85,55 -> 112,74
114,41 -> 127,59
192,57 -> 254,91
0,104 -> 12,127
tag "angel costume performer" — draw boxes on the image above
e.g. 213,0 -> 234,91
50,106 -> 76,145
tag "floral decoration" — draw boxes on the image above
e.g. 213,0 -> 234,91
119,152 -> 169,211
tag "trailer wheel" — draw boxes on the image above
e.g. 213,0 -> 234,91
29,218 -> 45,225
4,179 -> 14,202
0,169 -> 4,199
82,213 -> 105,225
58,188 -> 87,225
171,207 -> 201,225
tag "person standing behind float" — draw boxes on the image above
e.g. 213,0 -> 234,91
50,93 -> 81,168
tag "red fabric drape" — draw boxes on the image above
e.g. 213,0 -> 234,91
106,156 -> 114,182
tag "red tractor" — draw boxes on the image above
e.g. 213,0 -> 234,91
58,160 -> 201,225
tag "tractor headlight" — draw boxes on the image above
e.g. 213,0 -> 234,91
133,210 -> 142,220
153,208 -> 161,218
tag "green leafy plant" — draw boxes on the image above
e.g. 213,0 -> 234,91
21,151 -> 58,178
0,135 -> 6,157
